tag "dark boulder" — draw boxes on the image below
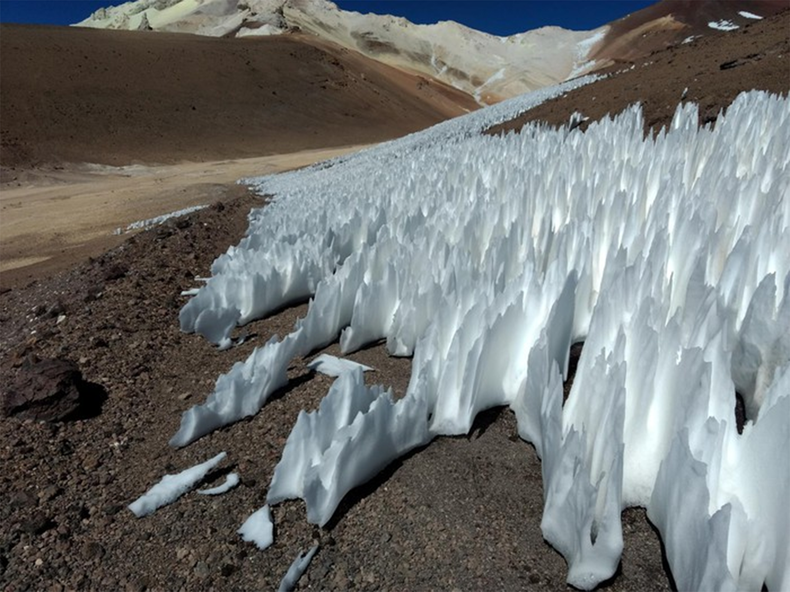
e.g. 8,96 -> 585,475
3,358 -> 106,422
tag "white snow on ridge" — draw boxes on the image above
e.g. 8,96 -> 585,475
177,86 -> 789,590
567,28 -> 606,80
708,19 -> 739,31
738,11 -> 763,20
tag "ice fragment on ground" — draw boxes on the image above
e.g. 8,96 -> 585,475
128,452 -> 226,517
278,544 -> 319,592
738,11 -> 762,19
197,472 -> 239,495
306,354 -> 372,376
238,505 -> 274,550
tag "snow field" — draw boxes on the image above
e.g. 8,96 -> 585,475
176,86 -> 789,590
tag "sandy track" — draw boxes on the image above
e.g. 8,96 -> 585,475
0,144 -> 366,287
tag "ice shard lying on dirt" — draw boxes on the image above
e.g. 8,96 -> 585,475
128,452 -> 227,517
178,86 -> 789,590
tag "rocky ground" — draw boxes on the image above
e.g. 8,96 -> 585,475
1,9 -> 788,592
489,8 -> 789,136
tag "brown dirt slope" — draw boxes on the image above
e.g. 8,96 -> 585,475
0,24 -> 477,169
489,8 -> 789,137
590,0 -> 787,65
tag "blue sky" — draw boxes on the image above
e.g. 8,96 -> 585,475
0,1 -> 656,35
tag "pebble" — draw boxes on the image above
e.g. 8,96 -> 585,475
38,485 -> 61,503
194,561 -> 210,578
22,512 -> 55,535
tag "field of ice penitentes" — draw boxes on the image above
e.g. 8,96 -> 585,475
172,80 -> 789,591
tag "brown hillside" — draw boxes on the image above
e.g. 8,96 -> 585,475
0,24 -> 477,169
489,8 -> 789,137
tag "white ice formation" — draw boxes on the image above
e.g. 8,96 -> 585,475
176,83 -> 789,590
306,354 -> 372,377
266,368 -> 428,525
197,472 -> 240,495
128,452 -> 227,517
172,75 -> 599,439
278,544 -> 319,592
738,11 -> 763,20
238,505 -> 274,550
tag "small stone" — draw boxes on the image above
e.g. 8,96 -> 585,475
125,579 -> 146,592
38,485 -> 61,502
104,504 -> 123,516
220,563 -> 235,577
194,561 -> 210,578
45,302 -> 65,318
178,392 -> 191,401
56,315 -> 67,325
379,532 -> 391,544
102,263 -> 128,281
83,457 -> 100,471
81,542 -> 105,561
11,490 -> 38,508
22,512 -> 55,535
332,567 -> 349,589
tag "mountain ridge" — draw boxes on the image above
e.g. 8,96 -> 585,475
73,0 -> 788,104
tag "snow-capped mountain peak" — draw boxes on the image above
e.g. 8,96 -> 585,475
74,0 -> 605,104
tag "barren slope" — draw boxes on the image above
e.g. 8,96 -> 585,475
489,9 -> 789,137
591,0 -> 787,65
0,24 -> 477,169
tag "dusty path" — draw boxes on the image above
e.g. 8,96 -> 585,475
0,144 -> 367,287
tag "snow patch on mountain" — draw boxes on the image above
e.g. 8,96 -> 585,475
567,28 -> 606,80
708,19 -> 739,31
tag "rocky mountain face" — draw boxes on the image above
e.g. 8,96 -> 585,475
72,0 -> 603,103
74,0 -> 788,104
